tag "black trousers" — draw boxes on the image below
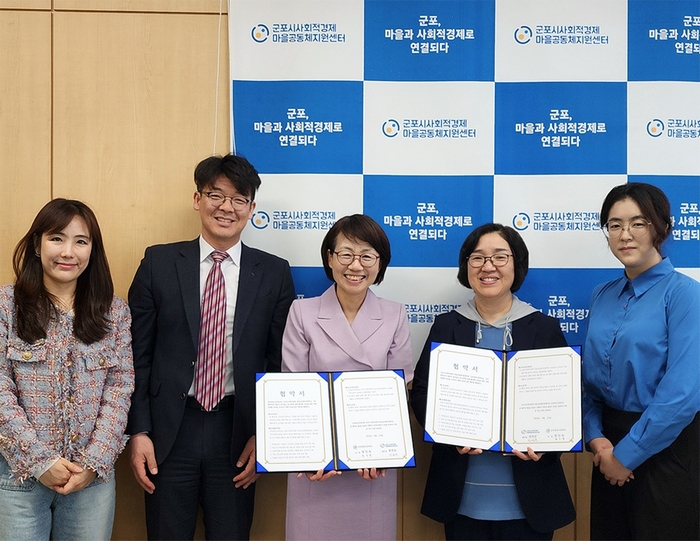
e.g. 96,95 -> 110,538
144,401 -> 255,540
590,407 -> 699,541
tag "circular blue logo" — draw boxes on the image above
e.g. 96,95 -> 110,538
251,211 -> 270,230
382,119 -> 400,138
514,26 -> 532,44
251,24 -> 270,43
646,119 -> 664,138
512,213 -> 531,231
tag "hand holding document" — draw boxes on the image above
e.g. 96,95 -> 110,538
256,370 -> 415,473
423,343 -> 583,453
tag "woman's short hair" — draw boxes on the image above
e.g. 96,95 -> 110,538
320,214 -> 391,285
12,198 -> 113,344
600,182 -> 671,251
457,223 -> 529,293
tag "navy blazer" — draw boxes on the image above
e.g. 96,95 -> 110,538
410,310 -> 576,533
126,239 -> 295,464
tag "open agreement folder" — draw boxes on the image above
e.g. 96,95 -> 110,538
255,370 -> 415,473
424,343 -> 583,453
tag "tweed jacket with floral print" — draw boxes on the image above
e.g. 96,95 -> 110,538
0,285 -> 134,483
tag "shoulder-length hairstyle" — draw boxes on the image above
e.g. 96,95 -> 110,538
320,214 -> 391,285
457,223 -> 529,293
600,182 -> 671,252
12,199 -> 114,344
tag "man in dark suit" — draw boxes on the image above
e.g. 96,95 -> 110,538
127,154 -> 295,540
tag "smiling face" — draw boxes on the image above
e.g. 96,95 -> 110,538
39,216 -> 92,295
606,198 -> 661,279
327,233 -> 380,303
467,231 -> 515,307
193,175 -> 256,250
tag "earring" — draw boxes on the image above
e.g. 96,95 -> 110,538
34,252 -> 40,257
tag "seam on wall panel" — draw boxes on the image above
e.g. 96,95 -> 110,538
50,1 -> 54,197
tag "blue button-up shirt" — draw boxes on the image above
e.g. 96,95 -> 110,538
583,258 -> 700,470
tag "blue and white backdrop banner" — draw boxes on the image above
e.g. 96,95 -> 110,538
231,0 -> 700,359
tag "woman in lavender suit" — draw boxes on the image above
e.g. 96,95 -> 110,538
281,214 -> 413,541
0,199 -> 134,541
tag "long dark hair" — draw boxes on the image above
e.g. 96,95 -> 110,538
12,199 -> 114,344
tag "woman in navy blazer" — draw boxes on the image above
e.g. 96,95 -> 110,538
411,224 -> 575,541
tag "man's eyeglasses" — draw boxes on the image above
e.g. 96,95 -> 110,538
333,251 -> 379,267
201,191 -> 251,211
467,254 -> 513,268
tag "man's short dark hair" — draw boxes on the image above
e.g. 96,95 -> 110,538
194,154 -> 262,201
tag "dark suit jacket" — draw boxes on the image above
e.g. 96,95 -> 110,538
126,239 -> 295,464
410,310 -> 576,533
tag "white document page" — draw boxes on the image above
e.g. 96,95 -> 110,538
424,343 -> 503,449
333,370 -> 414,470
503,346 -> 582,452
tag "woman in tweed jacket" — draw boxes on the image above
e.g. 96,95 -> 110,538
0,199 -> 134,541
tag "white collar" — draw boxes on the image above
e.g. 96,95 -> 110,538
198,236 -> 241,266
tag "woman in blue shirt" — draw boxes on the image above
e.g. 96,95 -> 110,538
411,223 -> 575,540
583,182 -> 699,540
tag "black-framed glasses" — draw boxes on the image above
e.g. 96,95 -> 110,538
333,251 -> 379,267
602,219 -> 651,238
201,191 -> 251,211
467,254 -> 513,268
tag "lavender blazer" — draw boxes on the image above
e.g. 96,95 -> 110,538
282,285 -> 413,541
281,285 -> 413,381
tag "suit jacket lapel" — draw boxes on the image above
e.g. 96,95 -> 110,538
317,287 -> 382,368
233,243 -> 261,353
350,289 -> 384,344
453,314 -> 476,348
176,239 -> 201,352
511,313 -> 537,350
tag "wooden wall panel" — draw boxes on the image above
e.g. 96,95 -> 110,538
576,452 -> 594,540
54,0 -> 227,13
0,10 -> 51,285
52,10 -> 230,299
0,1 -> 50,9
555,453 -> 577,541
402,416 -> 447,540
